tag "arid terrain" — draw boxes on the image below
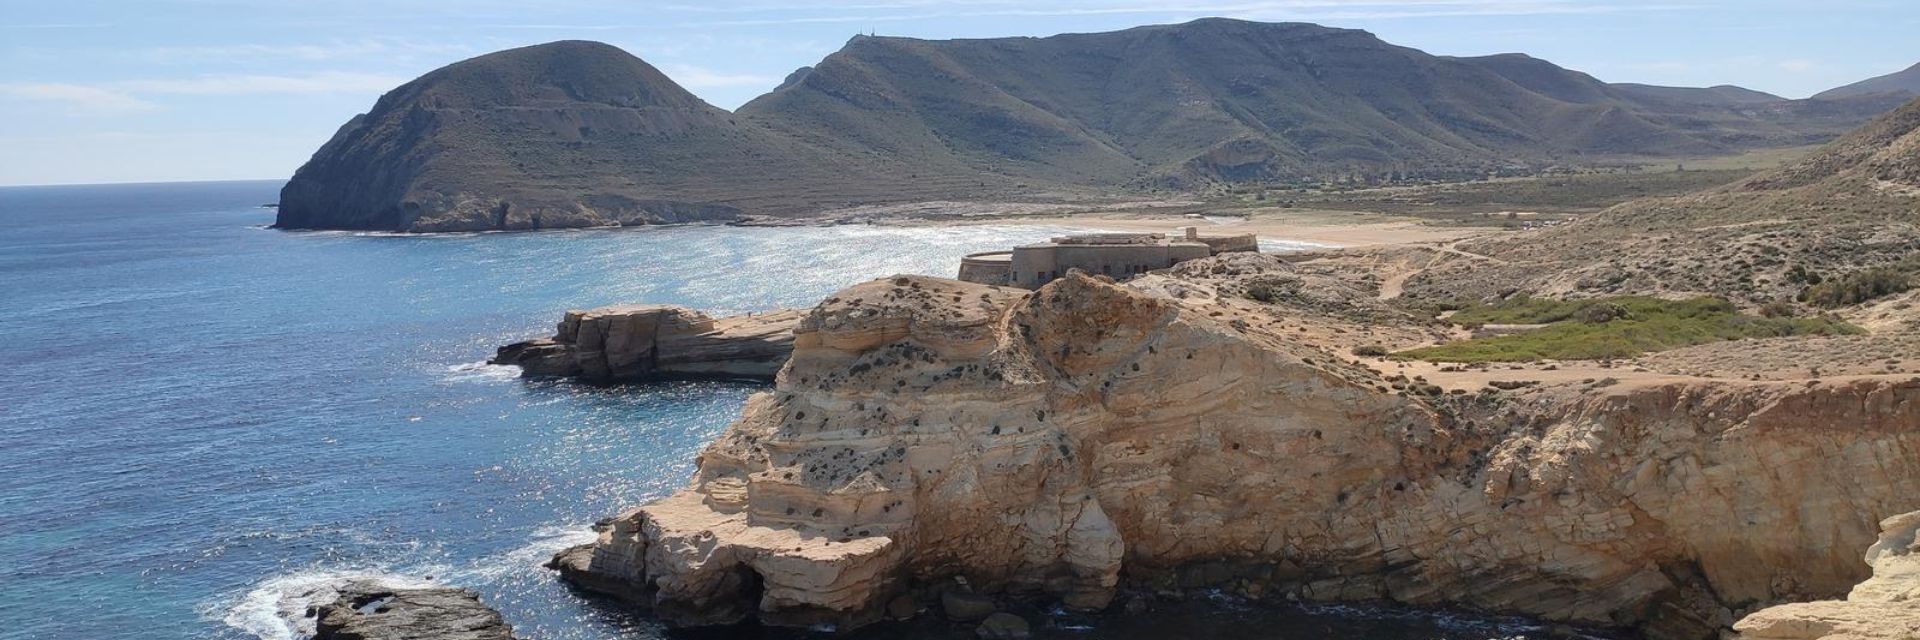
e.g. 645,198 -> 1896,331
541,98 -> 1920,640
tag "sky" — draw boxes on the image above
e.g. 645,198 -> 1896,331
1,0 -> 1916,187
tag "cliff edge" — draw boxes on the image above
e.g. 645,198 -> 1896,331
1736,511 -> 1920,639
550,256 -> 1920,639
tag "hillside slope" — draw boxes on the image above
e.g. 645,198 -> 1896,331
279,20 -> 1909,231
742,20 -> 1898,189
1816,62 -> 1920,100
1404,96 -> 1920,306
276,41 -> 1006,231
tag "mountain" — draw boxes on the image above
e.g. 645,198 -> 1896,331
1816,62 -> 1920,100
279,20 -> 1910,231
1406,96 -> 1920,306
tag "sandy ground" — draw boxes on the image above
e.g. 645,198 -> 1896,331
887,208 -> 1490,248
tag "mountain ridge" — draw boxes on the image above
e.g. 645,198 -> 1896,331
278,19 -> 1910,231
1816,61 -> 1920,100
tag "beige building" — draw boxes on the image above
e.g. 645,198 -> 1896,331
958,227 -> 1258,289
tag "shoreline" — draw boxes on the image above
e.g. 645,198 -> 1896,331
875,210 -> 1492,248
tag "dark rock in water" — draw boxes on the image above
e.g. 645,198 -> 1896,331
885,593 -> 919,620
940,588 -> 997,622
313,581 -> 516,640
975,612 -> 1032,640
491,304 -> 802,382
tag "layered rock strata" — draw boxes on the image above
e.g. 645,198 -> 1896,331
553,256 -> 1920,639
1735,511 -> 1920,639
493,305 -> 802,381
312,582 -> 517,640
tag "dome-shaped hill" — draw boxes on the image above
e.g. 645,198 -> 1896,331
277,40 -> 755,231
375,40 -> 714,111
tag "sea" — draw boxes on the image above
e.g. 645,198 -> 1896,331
0,180 -> 1590,640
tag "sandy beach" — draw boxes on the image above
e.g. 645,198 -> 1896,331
888,207 -> 1492,248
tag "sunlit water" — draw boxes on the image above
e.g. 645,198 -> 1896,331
0,181 -> 1587,640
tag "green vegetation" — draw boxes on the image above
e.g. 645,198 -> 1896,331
1799,267 -> 1915,308
1399,296 -> 1859,362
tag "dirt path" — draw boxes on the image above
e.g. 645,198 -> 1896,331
1376,240 -> 1508,300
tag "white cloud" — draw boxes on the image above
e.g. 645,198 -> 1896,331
0,84 -> 156,114
117,72 -> 410,96
0,72 -> 408,116
143,39 -> 473,63
659,64 -> 781,89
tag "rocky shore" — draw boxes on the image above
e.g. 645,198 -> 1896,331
492,304 -> 802,382
1735,511 -> 1920,639
311,581 -> 517,640
546,255 -> 1920,640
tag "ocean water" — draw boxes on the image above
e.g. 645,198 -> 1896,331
0,181 -> 1583,640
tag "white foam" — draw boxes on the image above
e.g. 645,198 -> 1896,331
443,361 -> 521,383
215,567 -> 445,640
446,525 -> 598,583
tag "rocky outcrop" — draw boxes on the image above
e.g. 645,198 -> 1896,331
552,257 -> 1920,639
1735,511 -> 1920,639
312,581 -> 516,640
492,305 -> 802,381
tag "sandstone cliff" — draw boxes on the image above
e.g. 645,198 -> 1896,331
492,304 -> 801,381
550,255 -> 1920,639
1736,511 -> 1920,640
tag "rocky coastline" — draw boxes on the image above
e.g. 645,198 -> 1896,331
1735,511 -> 1920,639
492,304 -> 802,382
540,255 -> 1920,640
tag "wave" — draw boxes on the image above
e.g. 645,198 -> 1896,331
445,525 -> 599,584
211,525 -> 596,640
443,360 -> 521,384
215,567 -> 447,640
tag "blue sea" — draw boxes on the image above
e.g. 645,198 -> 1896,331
0,181 -> 1585,640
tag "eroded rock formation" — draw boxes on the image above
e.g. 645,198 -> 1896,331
1735,511 -> 1920,639
313,581 -> 516,640
492,305 -> 802,381
552,255 -> 1920,639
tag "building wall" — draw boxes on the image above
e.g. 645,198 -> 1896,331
957,252 -> 1014,286
1010,242 -> 1210,288
1200,234 -> 1260,254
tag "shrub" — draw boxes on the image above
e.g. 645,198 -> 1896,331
1351,344 -> 1390,357
1243,277 -> 1299,304
1395,295 -> 1859,363
1799,268 -> 1913,308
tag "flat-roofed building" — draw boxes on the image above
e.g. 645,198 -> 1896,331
958,227 -> 1257,289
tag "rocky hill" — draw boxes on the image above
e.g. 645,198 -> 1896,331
279,20 -> 1908,231
1399,96 -> 1920,308
1817,62 -> 1920,100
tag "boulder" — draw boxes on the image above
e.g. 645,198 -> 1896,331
976,612 -> 1032,640
941,589 -> 997,622
313,581 -> 516,640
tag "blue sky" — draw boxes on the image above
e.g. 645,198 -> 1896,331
2,0 -> 1916,186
